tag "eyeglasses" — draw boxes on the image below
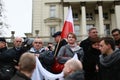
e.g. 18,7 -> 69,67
112,34 -> 119,36
34,42 -> 42,44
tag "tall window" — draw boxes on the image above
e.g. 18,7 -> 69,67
73,13 -> 78,20
50,5 -> 56,18
86,13 -> 93,20
74,25 -> 80,36
50,27 -> 55,36
103,13 -> 109,20
104,24 -> 110,36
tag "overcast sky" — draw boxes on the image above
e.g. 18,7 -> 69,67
3,0 -> 32,37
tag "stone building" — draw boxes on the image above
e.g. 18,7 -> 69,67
32,0 -> 120,42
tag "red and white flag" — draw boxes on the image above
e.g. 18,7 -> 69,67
61,6 -> 74,38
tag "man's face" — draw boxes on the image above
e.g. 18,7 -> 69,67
54,35 -> 61,43
89,29 -> 98,39
14,38 -> 22,48
33,38 -> 43,50
112,31 -> 120,40
0,42 -> 6,48
99,40 -> 109,54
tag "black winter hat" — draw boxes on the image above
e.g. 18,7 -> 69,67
52,31 -> 61,37
0,37 -> 6,42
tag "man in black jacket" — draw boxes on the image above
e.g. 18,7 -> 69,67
99,37 -> 120,80
0,37 -> 9,80
11,52 -> 36,80
80,27 -> 99,80
0,37 -> 27,80
52,31 -> 67,57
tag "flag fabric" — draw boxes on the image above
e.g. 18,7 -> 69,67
31,56 -> 64,80
61,6 -> 74,38
31,54 -> 78,80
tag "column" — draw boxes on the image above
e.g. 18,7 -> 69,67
98,2 -> 104,37
81,2 -> 87,39
114,1 -> 120,29
60,0 -> 64,27
110,9 -> 116,30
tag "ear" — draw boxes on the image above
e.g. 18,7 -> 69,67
66,67 -> 72,74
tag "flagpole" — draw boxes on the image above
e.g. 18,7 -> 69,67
54,37 -> 61,57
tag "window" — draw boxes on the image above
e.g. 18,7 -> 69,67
74,25 -> 80,36
104,24 -> 110,36
86,13 -> 93,20
103,13 -> 109,20
50,5 -> 56,18
73,13 -> 78,20
50,27 -> 55,36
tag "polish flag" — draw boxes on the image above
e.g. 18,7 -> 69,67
61,6 -> 74,38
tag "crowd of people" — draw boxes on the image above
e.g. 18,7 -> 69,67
0,28 -> 120,80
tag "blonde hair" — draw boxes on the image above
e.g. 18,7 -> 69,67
66,59 -> 83,71
19,52 -> 36,73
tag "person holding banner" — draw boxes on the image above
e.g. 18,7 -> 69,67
52,31 -> 67,57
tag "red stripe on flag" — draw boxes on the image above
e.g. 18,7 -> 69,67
61,21 -> 74,38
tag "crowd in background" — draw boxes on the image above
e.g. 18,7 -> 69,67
0,28 -> 120,80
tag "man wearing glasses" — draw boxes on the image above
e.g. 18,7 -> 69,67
29,37 -> 45,57
111,28 -> 120,49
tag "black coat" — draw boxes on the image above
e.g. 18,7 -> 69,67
80,37 -> 92,52
54,39 -> 67,57
83,47 -> 100,80
0,47 -> 26,80
11,71 -> 31,80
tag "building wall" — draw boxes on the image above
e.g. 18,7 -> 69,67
32,0 -> 120,41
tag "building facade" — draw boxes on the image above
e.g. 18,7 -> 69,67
32,0 -> 120,42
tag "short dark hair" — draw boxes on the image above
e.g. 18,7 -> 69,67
101,37 -> 115,50
111,28 -> 120,34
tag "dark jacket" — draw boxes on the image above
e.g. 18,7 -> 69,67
11,71 -> 31,80
38,50 -> 54,72
99,49 -> 120,80
83,47 -> 100,80
54,39 -> 67,57
65,70 -> 84,80
80,37 -> 92,52
0,47 -> 26,80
